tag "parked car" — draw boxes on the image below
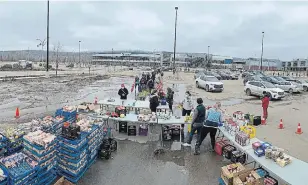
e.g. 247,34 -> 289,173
230,73 -> 239,80
260,76 -> 280,84
194,72 -> 204,79
243,75 -> 263,85
203,71 -> 222,80
272,76 -> 287,82
217,71 -> 231,80
281,76 -> 297,82
244,81 -> 285,100
294,80 -> 308,91
195,75 -> 224,92
275,81 -> 303,93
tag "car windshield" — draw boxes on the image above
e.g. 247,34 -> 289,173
206,77 -> 219,82
274,76 -> 285,81
262,82 -> 276,88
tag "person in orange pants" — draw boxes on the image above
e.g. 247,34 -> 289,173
261,92 -> 270,120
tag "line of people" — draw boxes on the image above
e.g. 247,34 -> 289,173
135,70 -> 163,93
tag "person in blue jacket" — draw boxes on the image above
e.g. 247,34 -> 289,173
194,102 -> 223,155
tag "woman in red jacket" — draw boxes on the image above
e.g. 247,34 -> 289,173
262,92 -> 270,120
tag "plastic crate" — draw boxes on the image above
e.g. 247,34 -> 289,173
5,145 -> 23,156
38,173 -> 57,185
58,154 -> 88,171
57,144 -> 88,159
87,154 -> 97,169
57,163 -> 88,184
55,109 -> 77,122
57,132 -> 88,150
58,149 -> 87,164
23,141 -> 56,158
57,160 -> 87,178
23,147 -> 56,162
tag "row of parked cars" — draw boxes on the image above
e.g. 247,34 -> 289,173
243,71 -> 308,100
194,70 -> 239,80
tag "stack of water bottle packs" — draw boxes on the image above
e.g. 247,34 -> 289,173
57,131 -> 89,184
86,124 -> 102,168
0,152 -> 39,185
0,128 -> 25,156
22,130 -> 57,185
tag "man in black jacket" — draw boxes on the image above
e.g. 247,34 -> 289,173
118,84 -> 129,100
149,90 -> 159,112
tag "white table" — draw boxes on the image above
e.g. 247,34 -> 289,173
108,113 -> 157,124
246,148 -> 308,185
98,99 -> 135,108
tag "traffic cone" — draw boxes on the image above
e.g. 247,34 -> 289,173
15,107 -> 20,118
295,123 -> 303,134
278,119 -> 284,129
261,117 -> 266,125
94,97 -> 98,105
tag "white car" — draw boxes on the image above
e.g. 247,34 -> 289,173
275,81 -> 303,93
294,80 -> 308,91
195,75 -> 224,92
244,81 -> 285,100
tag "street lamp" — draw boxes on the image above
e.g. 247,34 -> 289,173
173,6 -> 178,75
36,38 -> 47,63
78,41 -> 81,66
208,45 -> 210,62
46,0 -> 50,72
260,31 -> 264,71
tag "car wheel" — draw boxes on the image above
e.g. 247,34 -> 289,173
246,89 -> 251,96
196,82 -> 199,88
205,85 -> 209,92
289,88 -> 293,94
304,86 -> 308,91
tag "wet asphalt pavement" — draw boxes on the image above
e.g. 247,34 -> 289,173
78,140 -> 228,185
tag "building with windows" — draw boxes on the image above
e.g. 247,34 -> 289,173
281,59 -> 308,71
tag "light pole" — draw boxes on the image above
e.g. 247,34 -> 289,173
46,0 -> 50,72
112,48 -> 114,66
260,31 -> 264,71
173,6 -> 178,75
78,41 -> 81,67
36,38 -> 47,63
208,45 -> 210,62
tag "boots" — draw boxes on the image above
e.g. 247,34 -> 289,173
194,145 -> 200,155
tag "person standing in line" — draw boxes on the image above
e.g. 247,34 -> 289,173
182,98 -> 205,147
261,92 -> 270,120
147,78 -> 154,93
135,75 -> 140,92
118,84 -> 129,100
149,90 -> 159,113
194,102 -> 223,155
166,87 -> 174,112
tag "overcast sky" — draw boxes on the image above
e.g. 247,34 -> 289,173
1,1 -> 308,60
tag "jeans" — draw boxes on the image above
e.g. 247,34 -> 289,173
187,124 -> 202,144
195,126 -> 217,151
182,109 -> 192,116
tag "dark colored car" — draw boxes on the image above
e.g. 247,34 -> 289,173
272,76 -> 287,82
194,72 -> 204,79
281,76 -> 297,82
260,76 -> 280,84
217,71 -> 230,80
203,71 -> 222,80
243,75 -> 263,85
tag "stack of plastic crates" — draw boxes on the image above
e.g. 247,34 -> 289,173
0,152 -> 39,185
87,124 -> 101,168
57,132 -> 89,184
0,134 -> 8,157
4,134 -> 24,156
22,131 -> 57,185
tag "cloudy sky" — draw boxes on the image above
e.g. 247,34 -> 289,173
1,1 -> 308,60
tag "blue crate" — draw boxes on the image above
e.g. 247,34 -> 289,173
57,144 -> 88,158
37,173 -> 56,185
57,160 -> 87,178
55,109 -> 77,121
5,146 -> 23,156
8,169 -> 37,185
22,142 -> 56,158
57,163 -> 88,184
58,154 -> 88,171
87,154 -> 97,169
57,148 -> 87,164
22,137 -> 57,152
23,147 -> 56,162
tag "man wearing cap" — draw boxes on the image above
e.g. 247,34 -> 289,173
118,84 -> 129,100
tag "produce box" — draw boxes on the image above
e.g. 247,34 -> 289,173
233,169 -> 262,185
221,163 -> 246,185
54,177 -> 74,185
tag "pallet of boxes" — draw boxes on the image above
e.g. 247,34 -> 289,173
220,163 -> 262,185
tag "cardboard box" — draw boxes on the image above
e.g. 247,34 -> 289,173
54,177 -> 75,185
233,169 -> 262,185
221,163 -> 246,185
